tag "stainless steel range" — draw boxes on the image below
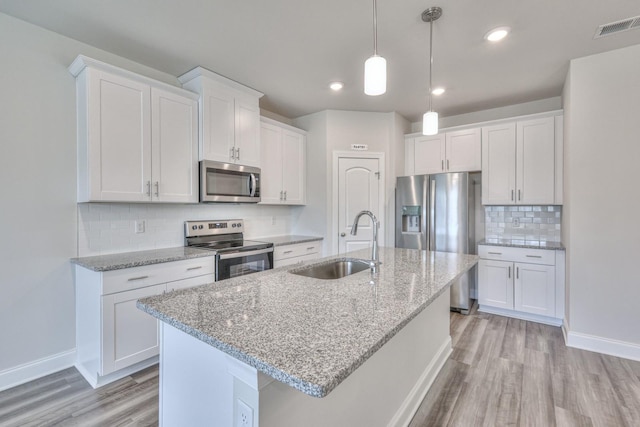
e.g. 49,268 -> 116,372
185,220 -> 273,281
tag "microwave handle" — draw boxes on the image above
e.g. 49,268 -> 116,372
249,173 -> 257,197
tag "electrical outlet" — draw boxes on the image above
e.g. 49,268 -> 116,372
513,217 -> 520,228
135,220 -> 146,234
236,399 -> 253,427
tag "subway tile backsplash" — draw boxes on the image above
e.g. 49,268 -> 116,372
484,205 -> 562,244
77,203 -> 298,257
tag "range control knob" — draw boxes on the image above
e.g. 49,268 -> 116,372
192,225 -> 197,230
236,223 -> 242,228
232,223 -> 237,228
198,225 -> 204,229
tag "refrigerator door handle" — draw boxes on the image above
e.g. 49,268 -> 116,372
429,177 -> 436,251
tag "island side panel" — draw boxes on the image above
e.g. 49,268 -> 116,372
259,288 -> 452,427
159,323 -> 234,426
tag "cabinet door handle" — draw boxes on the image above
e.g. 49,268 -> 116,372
280,190 -> 283,201
508,266 -> 511,278
488,251 -> 502,255
516,267 -> 519,279
283,250 -> 293,254
146,181 -> 151,197
235,147 -> 240,160
154,181 -> 159,197
187,266 -> 203,271
230,147 -> 235,160
511,190 -> 514,201
447,159 -> 450,170
128,275 -> 149,282
525,255 -> 542,258
441,160 -> 444,171
284,190 -> 287,201
518,189 -> 521,201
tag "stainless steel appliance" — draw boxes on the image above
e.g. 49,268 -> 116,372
185,220 -> 273,281
199,160 -> 261,203
395,173 -> 477,313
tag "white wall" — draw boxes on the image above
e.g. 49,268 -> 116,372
293,110 -> 409,255
563,43 -> 640,356
409,97 -> 563,132
0,12 -> 302,389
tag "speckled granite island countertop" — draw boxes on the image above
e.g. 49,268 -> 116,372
137,247 -> 478,398
70,247 -> 214,272
259,235 -> 323,246
479,239 -> 565,250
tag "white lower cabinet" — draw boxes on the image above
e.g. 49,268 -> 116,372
478,245 -> 564,325
75,256 -> 214,388
274,241 -> 321,268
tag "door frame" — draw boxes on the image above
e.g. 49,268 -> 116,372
331,151 -> 386,255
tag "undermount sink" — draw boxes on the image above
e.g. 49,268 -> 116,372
290,258 -> 372,280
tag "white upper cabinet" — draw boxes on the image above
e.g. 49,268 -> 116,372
259,118 -> 306,205
482,115 -> 562,205
406,127 -> 481,175
151,88 -> 198,203
70,56 -> 198,203
179,67 -> 263,167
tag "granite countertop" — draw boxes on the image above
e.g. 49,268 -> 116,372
258,235 -> 324,246
137,247 -> 478,398
479,239 -> 565,250
70,247 -> 214,272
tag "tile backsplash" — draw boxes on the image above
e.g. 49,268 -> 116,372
484,206 -> 562,243
77,203 -> 301,257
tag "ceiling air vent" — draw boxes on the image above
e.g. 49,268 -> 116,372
594,15 -> 640,38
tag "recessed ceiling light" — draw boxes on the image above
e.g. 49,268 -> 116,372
485,26 -> 510,42
330,82 -> 344,91
432,87 -> 445,96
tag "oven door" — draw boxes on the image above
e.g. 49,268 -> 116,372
216,248 -> 273,281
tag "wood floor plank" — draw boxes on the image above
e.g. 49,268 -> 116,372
520,348 -> 556,426
554,406 -> 593,427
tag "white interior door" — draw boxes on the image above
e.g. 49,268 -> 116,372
337,157 -> 381,255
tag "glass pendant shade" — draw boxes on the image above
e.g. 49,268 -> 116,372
364,55 -> 387,96
423,111 -> 438,135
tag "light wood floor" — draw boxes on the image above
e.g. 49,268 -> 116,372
2,309 -> 640,426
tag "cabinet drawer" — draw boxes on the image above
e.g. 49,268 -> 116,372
479,245 -> 555,265
102,257 -> 214,295
275,253 -> 321,268
274,241 -> 321,261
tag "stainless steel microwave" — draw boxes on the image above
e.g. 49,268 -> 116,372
199,160 -> 261,203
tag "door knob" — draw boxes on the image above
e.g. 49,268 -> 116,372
340,232 -> 346,237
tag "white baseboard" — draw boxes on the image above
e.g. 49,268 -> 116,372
565,329 -> 640,362
76,356 -> 159,389
478,305 -> 562,327
388,337 -> 453,427
0,349 -> 76,392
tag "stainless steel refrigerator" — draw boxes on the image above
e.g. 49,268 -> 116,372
395,173 -> 477,313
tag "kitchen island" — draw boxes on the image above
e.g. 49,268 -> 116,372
137,247 -> 478,426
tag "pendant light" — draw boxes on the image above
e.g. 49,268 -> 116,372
364,0 -> 386,96
422,7 -> 442,135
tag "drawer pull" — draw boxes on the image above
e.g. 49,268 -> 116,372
283,250 -> 293,254
306,247 -> 315,250
488,252 -> 502,255
187,266 -> 203,271
127,276 -> 149,281
525,255 -> 542,258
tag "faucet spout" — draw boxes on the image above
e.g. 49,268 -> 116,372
350,210 -> 380,271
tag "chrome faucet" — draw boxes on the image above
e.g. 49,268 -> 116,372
350,210 -> 380,272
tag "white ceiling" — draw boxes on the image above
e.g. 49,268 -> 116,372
1,0 -> 639,121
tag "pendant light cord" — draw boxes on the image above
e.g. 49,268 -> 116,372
373,0 -> 378,55
428,18 -> 433,112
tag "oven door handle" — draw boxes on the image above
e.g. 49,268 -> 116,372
249,173 -> 257,197
218,247 -> 273,260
